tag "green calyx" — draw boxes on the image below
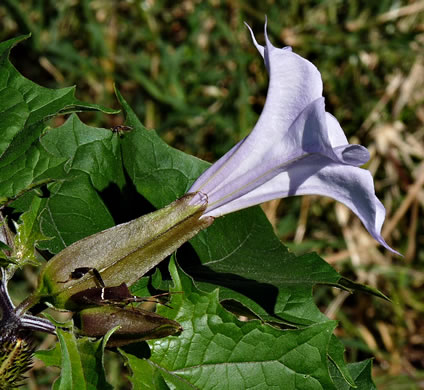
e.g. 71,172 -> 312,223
25,193 -> 213,311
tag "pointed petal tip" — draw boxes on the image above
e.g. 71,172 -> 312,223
263,16 -> 273,49
378,236 -> 402,256
244,21 -> 264,57
244,22 -> 254,40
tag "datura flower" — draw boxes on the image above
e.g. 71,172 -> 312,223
189,23 -> 397,254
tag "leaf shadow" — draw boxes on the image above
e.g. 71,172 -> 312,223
98,168 -> 156,225
178,244 -> 280,319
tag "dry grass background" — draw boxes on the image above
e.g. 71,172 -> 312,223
0,0 -> 423,388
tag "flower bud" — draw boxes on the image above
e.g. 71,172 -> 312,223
76,305 -> 182,347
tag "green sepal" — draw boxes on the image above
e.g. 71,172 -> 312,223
25,193 -> 213,311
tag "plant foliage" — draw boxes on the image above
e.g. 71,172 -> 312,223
1,34 -> 379,389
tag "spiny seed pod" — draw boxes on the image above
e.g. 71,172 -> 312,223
0,333 -> 34,389
0,268 -> 55,389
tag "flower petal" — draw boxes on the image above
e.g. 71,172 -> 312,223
325,112 -> 348,147
325,112 -> 370,165
189,27 -> 329,201
189,24 -> 396,253
246,22 -> 323,142
190,98 -> 369,210
201,153 -> 398,254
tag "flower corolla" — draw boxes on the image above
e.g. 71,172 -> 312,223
189,22 -> 397,254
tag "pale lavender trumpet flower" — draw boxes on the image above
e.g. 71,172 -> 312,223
188,23 -> 398,254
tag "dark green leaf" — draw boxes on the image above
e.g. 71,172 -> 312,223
0,36 -> 121,256
119,352 -> 170,390
129,276 -> 151,297
34,341 -> 61,367
38,115 -> 125,191
75,336 -> 114,390
37,175 -> 115,254
4,113 -> 125,252
35,328 -> 114,390
330,359 -> 376,390
191,221 -> 341,325
117,88 -> 205,206
37,114 -> 124,252
327,335 -> 356,388
2,113 -> 124,202
338,277 -> 390,302
0,241 -> 11,253
0,35 -> 117,169
125,259 -> 338,390
55,329 -> 87,390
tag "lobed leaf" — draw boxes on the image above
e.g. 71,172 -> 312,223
6,114 -> 125,253
0,35 -> 117,170
125,259 -> 338,390
0,36 -> 122,260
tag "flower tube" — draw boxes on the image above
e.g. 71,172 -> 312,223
189,22 -> 397,254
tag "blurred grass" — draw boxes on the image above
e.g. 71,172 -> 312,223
1,0 -> 423,388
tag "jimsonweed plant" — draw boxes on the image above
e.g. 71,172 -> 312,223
0,23 -> 395,389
